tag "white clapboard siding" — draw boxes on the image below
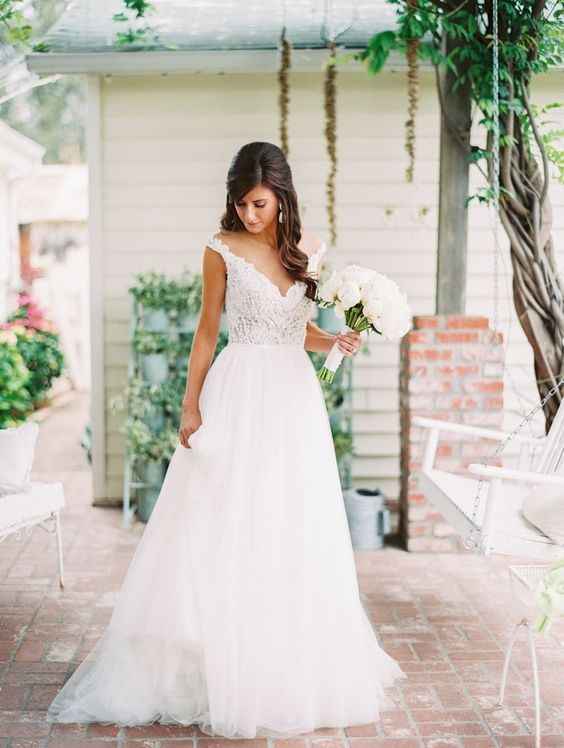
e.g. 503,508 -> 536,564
98,68 -> 564,505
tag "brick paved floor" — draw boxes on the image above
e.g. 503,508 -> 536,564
1,392 -> 563,747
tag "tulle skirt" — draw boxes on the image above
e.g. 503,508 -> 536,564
47,341 -> 407,738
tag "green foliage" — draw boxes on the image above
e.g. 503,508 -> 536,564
0,331 -> 33,427
122,0 -> 155,18
0,293 -> 66,424
355,0 -> 564,201
0,0 -> 32,46
112,0 -> 162,49
129,271 -> 201,315
133,329 -> 171,355
124,418 -> 178,461
10,326 -> 65,406
523,100 -> 564,183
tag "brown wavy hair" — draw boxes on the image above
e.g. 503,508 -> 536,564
219,141 -> 318,301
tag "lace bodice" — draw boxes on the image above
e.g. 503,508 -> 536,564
206,233 -> 327,346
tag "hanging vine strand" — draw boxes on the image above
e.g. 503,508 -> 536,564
404,0 -> 420,182
278,25 -> 291,158
324,39 -> 338,247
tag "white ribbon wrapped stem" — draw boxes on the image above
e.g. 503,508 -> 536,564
324,324 -> 354,374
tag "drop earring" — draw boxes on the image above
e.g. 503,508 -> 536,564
278,207 -> 284,223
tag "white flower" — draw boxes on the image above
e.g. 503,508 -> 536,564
379,291 -> 412,339
334,299 -> 346,318
363,297 -> 384,325
363,272 -> 400,300
337,280 -> 362,309
318,270 -> 341,303
342,264 -> 377,286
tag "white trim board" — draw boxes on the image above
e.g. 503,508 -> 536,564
26,48 -> 425,76
86,74 -> 106,502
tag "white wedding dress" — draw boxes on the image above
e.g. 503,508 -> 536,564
46,232 -> 407,738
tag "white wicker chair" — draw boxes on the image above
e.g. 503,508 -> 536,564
0,481 -> 65,588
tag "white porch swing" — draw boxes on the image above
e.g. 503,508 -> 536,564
414,387 -> 564,562
413,4 -> 564,746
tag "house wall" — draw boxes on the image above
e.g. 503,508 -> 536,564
97,68 -> 564,515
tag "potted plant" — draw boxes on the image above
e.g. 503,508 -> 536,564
169,271 -> 200,332
124,419 -> 178,521
111,376 -> 167,433
133,329 -> 171,384
130,271 -> 171,332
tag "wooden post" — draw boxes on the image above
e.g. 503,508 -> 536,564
436,33 -> 472,314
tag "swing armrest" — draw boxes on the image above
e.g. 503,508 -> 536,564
468,463 -> 564,486
412,416 -> 543,445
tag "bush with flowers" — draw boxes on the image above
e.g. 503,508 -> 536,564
0,292 -> 66,419
0,328 -> 33,427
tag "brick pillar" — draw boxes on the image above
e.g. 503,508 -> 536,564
399,315 -> 505,552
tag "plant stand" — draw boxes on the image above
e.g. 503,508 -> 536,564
121,296 -> 178,527
497,565 -> 553,748
120,288 -> 226,528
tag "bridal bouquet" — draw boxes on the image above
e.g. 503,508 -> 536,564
316,264 -> 412,383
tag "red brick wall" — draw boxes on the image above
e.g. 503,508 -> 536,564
399,315 -> 505,551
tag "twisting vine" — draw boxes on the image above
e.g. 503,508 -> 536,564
355,0 -> 564,432
324,39 -> 338,247
278,25 -> 291,158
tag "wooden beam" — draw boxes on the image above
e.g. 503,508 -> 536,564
86,75 -> 107,503
436,33 -> 472,314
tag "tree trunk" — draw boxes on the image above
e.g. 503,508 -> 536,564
493,81 -> 564,433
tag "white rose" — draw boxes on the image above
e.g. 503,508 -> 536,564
363,297 -> 384,324
379,293 -> 412,340
318,270 -> 341,303
338,280 -> 362,310
334,299 -> 346,318
342,264 -> 377,286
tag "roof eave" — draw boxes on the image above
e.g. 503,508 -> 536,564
26,47 -> 420,75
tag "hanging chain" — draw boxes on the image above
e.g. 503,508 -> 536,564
463,0 -> 502,551
463,376 -> 564,551
462,0 -> 564,551
491,0 -> 500,336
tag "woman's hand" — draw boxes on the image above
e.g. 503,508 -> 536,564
335,330 -> 362,357
179,406 -> 203,449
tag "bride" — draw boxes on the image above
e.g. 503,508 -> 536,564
47,140 -> 407,738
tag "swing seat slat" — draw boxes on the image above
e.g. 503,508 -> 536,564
421,467 -> 563,560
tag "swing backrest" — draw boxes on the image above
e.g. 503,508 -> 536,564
531,396 -> 564,474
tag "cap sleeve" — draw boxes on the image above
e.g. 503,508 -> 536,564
206,233 -> 229,261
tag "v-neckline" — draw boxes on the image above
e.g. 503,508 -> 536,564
212,235 -> 324,300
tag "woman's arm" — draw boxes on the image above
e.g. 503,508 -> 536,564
304,320 -> 337,353
179,247 -> 226,447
